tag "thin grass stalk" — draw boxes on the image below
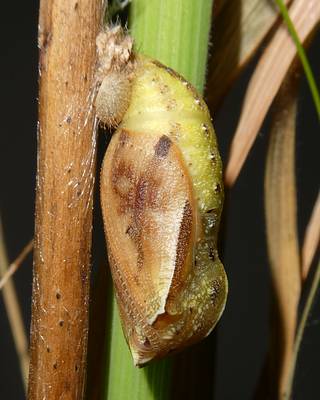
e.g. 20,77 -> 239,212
28,1 -> 103,398
207,0 -> 292,109
275,0 -> 320,119
0,218 -> 29,393
103,1 -> 214,399
225,0 -> 320,187
0,239 -> 33,291
284,260 -> 320,400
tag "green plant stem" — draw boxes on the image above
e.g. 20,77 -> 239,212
130,0 -> 214,93
103,1 -> 214,399
105,292 -> 172,400
284,260 -> 320,400
275,0 -> 320,119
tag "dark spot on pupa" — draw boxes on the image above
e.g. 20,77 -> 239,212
74,2 -> 79,10
75,364 -> 79,372
56,292 -> 61,299
160,83 -> 169,94
47,346 -> 51,353
143,337 -> 151,348
66,116 -> 72,124
59,320 -> 64,327
209,247 -> 215,261
201,123 -> 209,137
211,280 -> 221,303
210,153 -> 216,163
154,135 -> 172,158
53,362 -> 58,370
119,130 -> 129,147
126,224 -> 138,240
126,225 -> 134,235
214,183 -> 221,193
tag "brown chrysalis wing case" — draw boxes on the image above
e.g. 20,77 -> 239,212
96,27 -> 228,367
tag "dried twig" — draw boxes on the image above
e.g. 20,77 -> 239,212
28,1 -> 103,398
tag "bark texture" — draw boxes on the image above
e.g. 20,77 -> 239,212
28,1 -> 103,398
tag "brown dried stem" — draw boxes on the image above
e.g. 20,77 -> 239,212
28,1 -> 103,399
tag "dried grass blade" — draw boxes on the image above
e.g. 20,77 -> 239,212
302,192 -> 320,281
0,218 -> 29,393
0,239 -> 33,291
208,0 -> 291,109
264,70 -> 301,399
225,0 -> 320,187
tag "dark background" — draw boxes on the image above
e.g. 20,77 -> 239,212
1,1 -> 319,399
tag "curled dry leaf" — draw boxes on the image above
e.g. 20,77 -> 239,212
264,70 -> 301,399
225,0 -> 320,187
302,191 -> 320,281
208,0 -> 292,109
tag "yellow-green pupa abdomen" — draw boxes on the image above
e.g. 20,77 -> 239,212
100,55 -> 228,366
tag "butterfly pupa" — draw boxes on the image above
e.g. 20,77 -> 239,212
96,28 -> 228,367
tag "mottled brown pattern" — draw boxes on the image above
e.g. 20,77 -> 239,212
119,129 -> 129,146
111,132 -> 175,269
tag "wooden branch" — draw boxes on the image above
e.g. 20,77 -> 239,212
28,1 -> 103,399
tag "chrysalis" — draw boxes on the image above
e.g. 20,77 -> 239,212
96,27 -> 228,367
